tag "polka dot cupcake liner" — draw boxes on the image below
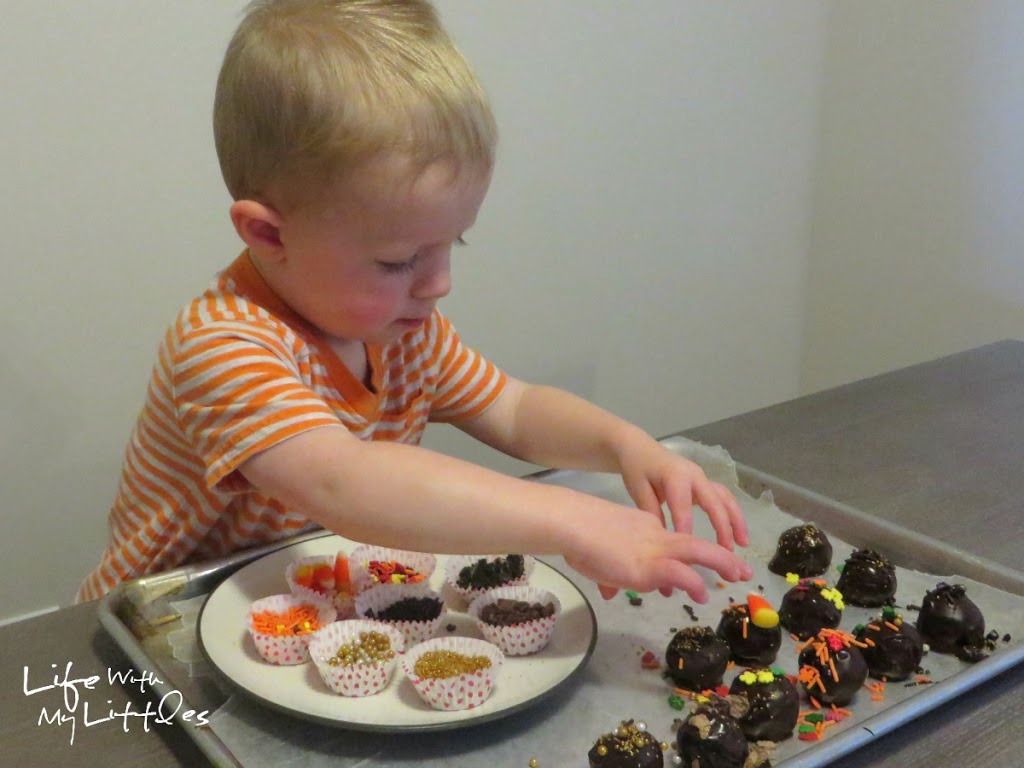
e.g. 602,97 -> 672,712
285,554 -> 355,619
348,545 -> 437,594
354,581 -> 446,647
468,585 -> 561,656
401,636 -> 504,711
307,619 -> 406,697
444,554 -> 536,602
246,593 -> 337,666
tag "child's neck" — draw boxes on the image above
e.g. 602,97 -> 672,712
326,336 -> 372,390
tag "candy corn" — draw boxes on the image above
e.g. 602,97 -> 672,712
747,592 -> 780,629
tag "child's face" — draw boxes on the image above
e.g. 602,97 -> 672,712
271,156 -> 491,345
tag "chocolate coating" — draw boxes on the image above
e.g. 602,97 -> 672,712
916,582 -> 987,661
854,613 -> 924,681
715,604 -> 781,666
778,583 -> 842,640
588,720 -> 664,768
665,626 -> 730,692
676,703 -> 749,768
728,669 -> 799,742
798,639 -> 868,706
836,549 -> 897,607
768,523 -> 832,577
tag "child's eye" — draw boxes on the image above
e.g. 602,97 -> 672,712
377,256 -> 418,274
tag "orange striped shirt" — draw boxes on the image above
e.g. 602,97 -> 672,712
76,252 -> 506,601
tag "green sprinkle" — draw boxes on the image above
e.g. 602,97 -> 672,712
805,713 -> 825,723
837,563 -> 845,572
799,724 -> 816,733
770,667 -> 787,677
853,624 -> 865,634
625,590 -> 639,599
668,694 -> 686,710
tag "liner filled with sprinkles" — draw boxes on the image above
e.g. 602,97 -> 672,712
444,554 -> 536,602
285,553 -> 355,619
354,581 -> 446,647
307,619 -> 405,697
348,545 -> 437,594
246,594 -> 336,666
468,585 -> 561,656
401,636 -> 505,711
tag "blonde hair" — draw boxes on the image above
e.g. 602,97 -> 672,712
214,0 -> 496,210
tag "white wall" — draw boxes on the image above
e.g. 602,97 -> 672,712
801,1 -> 1024,391
1,1 -> 826,620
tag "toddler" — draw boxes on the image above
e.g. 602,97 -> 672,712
77,0 -> 751,603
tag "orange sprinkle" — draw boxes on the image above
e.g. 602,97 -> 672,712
828,657 -> 839,682
916,675 -> 933,684
810,695 -> 822,709
742,618 -> 748,639
884,621 -> 901,632
251,604 -> 321,637
716,581 -> 726,588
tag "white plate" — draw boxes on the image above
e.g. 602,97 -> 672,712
198,534 -> 597,732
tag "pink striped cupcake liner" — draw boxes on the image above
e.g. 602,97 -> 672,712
468,585 -> 561,656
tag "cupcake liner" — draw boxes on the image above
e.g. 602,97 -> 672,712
246,594 -> 336,666
401,636 -> 504,711
354,582 -> 446,647
348,545 -> 437,594
285,554 -> 355,619
468,585 -> 561,656
444,554 -> 536,601
307,619 -> 405,697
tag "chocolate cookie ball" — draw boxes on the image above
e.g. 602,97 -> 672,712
768,523 -> 832,578
728,668 -> 800,742
778,579 -> 844,640
836,549 -> 897,607
797,629 -> 868,707
716,597 -> 781,667
916,582 -> 987,661
665,626 -> 730,692
854,608 -> 925,681
588,719 -> 664,768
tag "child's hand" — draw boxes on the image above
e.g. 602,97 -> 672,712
618,439 -> 749,551
561,501 -> 751,604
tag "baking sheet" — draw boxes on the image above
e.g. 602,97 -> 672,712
97,436 -> 1024,767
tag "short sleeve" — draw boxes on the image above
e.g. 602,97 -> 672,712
171,321 -> 341,490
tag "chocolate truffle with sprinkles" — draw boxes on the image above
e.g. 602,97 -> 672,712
665,626 -> 730,692
716,594 -> 782,666
836,548 -> 897,607
588,719 -> 664,768
728,667 -> 800,742
674,693 -> 773,768
768,523 -> 832,578
854,606 -> 925,681
797,628 -> 869,707
916,582 -> 988,662
778,576 -> 844,640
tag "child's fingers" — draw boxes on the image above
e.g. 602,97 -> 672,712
671,535 -> 752,583
666,474 -> 734,548
715,482 -> 749,547
652,559 -> 708,603
598,584 -> 618,600
625,476 -> 664,520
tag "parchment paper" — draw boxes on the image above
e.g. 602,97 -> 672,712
174,440 -> 1023,767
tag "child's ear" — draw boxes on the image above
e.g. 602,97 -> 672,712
229,199 -> 284,257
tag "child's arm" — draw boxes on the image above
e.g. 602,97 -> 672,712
455,377 -> 749,555
238,425 -> 751,603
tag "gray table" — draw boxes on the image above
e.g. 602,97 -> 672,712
4,339 -> 1023,767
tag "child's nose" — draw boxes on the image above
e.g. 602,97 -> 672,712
413,252 -> 451,299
